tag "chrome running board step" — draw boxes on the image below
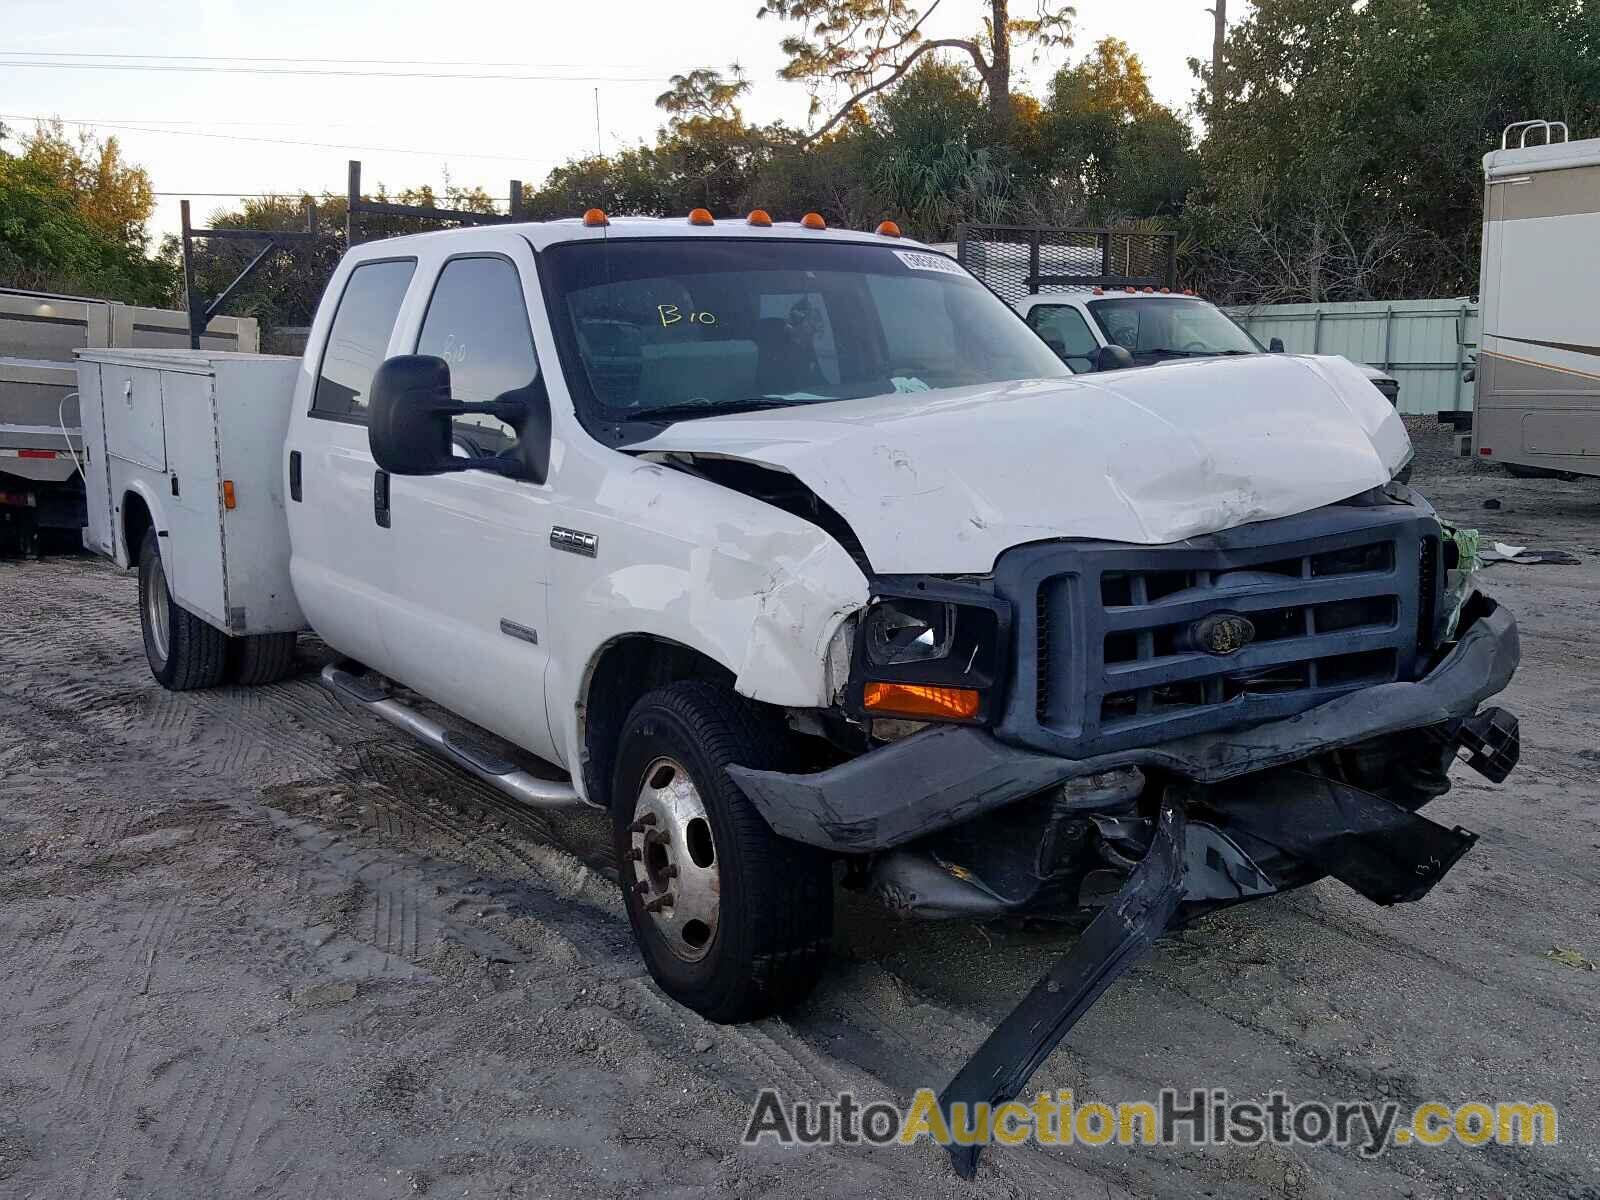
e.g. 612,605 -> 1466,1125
321,663 -> 581,808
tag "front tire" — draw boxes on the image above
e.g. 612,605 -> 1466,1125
611,681 -> 832,1023
138,529 -> 227,690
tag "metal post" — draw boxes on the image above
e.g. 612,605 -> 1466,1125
1312,309 -> 1323,354
1382,305 -> 1394,371
1027,229 -> 1041,294
180,199 -> 201,350
509,180 -> 523,221
1164,233 -> 1177,290
1454,305 -> 1467,410
1099,230 -> 1113,279
346,160 -> 361,248
956,223 -> 969,268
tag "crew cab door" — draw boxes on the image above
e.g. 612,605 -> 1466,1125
286,255 -> 417,670
377,245 -> 561,763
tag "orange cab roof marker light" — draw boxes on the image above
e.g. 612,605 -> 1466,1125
582,208 -> 608,227
800,211 -> 827,230
747,209 -> 773,227
875,219 -> 902,238
862,681 -> 980,721
687,208 -> 714,226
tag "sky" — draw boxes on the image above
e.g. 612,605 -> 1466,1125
2,0 -> 1227,240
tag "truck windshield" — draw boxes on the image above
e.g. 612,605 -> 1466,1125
541,238 -> 1069,430
1085,296 -> 1261,363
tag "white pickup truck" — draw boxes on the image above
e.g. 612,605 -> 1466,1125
78,213 -> 1520,1157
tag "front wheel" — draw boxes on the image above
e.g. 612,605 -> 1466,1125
611,680 -> 833,1023
138,529 -> 227,690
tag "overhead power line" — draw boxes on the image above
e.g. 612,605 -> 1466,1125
0,49 -> 659,70
1,113 -> 558,164
0,57 -> 663,83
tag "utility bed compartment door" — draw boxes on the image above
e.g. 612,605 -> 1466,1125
76,360 -> 115,556
160,369 -> 228,628
99,361 -> 168,472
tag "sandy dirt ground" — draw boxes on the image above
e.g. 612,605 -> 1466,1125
1,420 -> 1597,1199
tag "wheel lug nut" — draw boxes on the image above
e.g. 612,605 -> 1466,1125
629,813 -> 657,832
626,847 -> 642,861
633,880 -> 649,896
644,893 -> 673,913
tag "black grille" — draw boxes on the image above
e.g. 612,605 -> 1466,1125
993,505 -> 1437,757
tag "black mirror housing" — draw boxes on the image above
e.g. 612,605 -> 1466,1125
1095,344 -> 1135,371
370,355 -> 456,474
369,354 -> 551,484
1269,336 -> 1286,353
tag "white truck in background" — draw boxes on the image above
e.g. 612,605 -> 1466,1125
78,212 -> 1521,1175
0,288 -> 256,556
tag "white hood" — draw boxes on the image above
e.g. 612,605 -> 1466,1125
634,353 -> 1412,574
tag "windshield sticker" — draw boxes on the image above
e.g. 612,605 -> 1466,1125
658,304 -> 717,327
893,250 -> 965,275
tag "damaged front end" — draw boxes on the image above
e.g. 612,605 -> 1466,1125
729,492 -> 1522,1176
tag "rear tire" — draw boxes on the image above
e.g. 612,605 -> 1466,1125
611,680 -> 832,1023
138,529 -> 227,690
227,632 -> 298,686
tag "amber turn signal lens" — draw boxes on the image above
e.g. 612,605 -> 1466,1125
582,208 -> 608,227
862,682 -> 980,721
747,209 -> 773,226
875,219 -> 901,237
222,480 -> 237,510
688,207 -> 715,226
800,211 -> 827,230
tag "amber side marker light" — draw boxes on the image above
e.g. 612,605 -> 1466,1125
862,681 -> 980,721
875,219 -> 902,237
800,211 -> 827,230
747,209 -> 773,226
688,207 -> 715,226
582,208 -> 608,227
222,480 -> 237,510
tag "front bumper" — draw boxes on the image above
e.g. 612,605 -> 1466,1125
729,593 -> 1519,854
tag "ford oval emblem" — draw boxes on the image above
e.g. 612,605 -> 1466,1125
1192,612 -> 1256,656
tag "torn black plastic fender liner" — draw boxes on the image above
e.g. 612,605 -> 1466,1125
938,796 -> 1189,1180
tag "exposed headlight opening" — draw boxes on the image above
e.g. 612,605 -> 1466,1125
864,598 -> 955,666
847,581 -> 1011,726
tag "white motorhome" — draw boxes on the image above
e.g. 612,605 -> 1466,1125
1475,120 -> 1600,476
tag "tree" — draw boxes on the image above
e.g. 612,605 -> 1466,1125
14,119 -> 155,248
757,0 -> 1075,138
656,65 -> 752,127
1050,36 -> 1153,121
1189,0 -> 1600,301
0,155 -> 169,301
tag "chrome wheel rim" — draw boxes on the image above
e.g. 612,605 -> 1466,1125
144,551 -> 170,663
630,757 -> 719,963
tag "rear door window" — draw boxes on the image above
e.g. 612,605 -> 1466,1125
312,258 -> 416,420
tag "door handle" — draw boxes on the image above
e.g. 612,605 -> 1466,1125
373,468 -> 390,528
289,450 -> 302,502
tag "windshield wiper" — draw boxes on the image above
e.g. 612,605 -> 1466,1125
635,397 -> 800,422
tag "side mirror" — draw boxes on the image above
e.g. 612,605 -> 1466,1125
369,355 -> 550,484
1268,336 -> 1285,353
1095,344 -> 1135,371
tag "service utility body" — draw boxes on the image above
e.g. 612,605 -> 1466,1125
77,212 -> 1522,1177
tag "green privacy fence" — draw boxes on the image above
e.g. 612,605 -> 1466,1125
1225,298 -> 1479,414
